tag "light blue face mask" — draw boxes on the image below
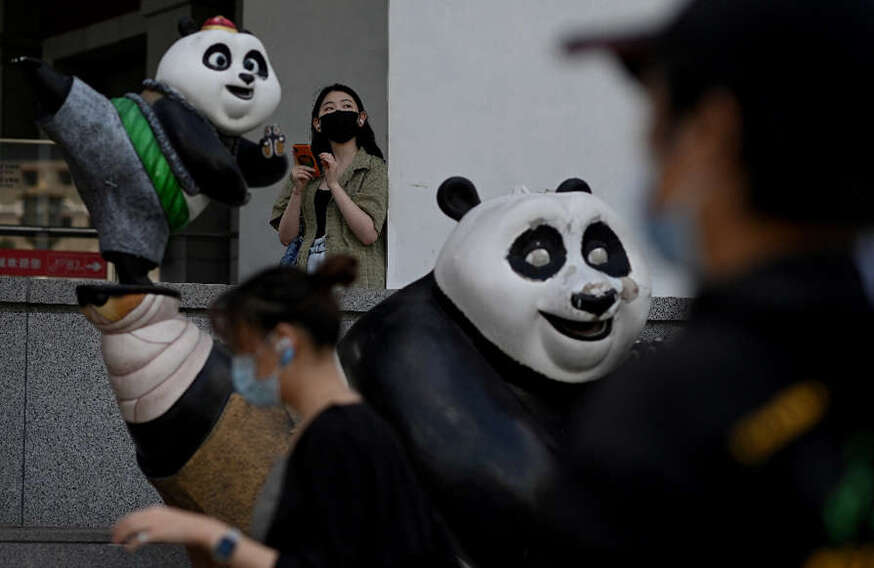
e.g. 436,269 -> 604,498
230,336 -> 295,407
645,201 -> 702,271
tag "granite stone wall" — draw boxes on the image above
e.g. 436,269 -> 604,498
0,276 -> 689,566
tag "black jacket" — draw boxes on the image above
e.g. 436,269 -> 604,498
560,250 -> 874,565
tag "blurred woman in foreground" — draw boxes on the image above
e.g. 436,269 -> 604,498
113,256 -> 456,567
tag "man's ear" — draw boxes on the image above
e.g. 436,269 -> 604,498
654,89 -> 745,209
694,90 -> 743,162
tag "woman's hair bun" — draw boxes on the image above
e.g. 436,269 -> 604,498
312,255 -> 358,289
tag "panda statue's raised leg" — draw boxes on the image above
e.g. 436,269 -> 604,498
15,57 -> 173,288
77,285 -> 294,535
12,56 -> 72,120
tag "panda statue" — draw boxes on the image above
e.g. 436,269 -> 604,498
338,176 -> 652,566
15,15 -> 287,286
13,16 -> 295,557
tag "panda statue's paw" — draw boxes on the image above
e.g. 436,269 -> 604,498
260,125 -> 286,159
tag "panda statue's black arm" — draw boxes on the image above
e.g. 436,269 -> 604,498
12,57 -> 73,120
235,137 -> 288,187
151,96 -> 249,206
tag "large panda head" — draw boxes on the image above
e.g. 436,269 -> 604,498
434,177 -> 651,383
156,16 -> 281,136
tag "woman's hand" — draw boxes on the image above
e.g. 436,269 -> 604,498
320,153 -> 340,187
290,165 -> 315,195
112,505 -> 226,553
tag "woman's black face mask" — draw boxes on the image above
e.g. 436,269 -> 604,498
319,110 -> 360,143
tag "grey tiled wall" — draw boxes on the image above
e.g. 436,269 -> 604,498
0,310 -> 26,526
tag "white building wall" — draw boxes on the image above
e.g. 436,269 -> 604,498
387,0 -> 688,295
239,0 -> 388,282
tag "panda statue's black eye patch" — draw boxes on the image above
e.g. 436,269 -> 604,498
243,50 -> 269,78
582,222 -> 631,277
203,43 -> 232,71
507,225 -> 566,281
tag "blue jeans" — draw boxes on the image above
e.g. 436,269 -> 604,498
279,236 -> 303,267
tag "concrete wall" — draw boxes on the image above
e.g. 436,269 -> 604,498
237,0 -> 389,282
386,0 -> 689,295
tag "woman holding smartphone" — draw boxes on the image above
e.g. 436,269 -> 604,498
271,84 -> 388,288
112,257 -> 457,567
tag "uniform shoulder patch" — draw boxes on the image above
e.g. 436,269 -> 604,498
728,380 -> 830,466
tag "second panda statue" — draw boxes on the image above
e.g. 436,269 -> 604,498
339,176 -> 652,566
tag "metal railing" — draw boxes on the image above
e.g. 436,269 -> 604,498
0,225 -> 237,239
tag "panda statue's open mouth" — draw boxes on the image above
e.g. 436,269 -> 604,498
540,312 -> 613,341
226,85 -> 254,100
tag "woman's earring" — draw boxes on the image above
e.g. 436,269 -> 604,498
279,346 -> 295,366
277,337 -> 295,367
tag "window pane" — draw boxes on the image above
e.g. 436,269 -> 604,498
0,138 -> 157,281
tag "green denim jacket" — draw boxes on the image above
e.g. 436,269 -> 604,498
271,148 -> 388,288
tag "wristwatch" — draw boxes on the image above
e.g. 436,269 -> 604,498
212,527 -> 241,564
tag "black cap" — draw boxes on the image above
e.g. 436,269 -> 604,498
564,0 -> 874,82
564,0 -> 874,226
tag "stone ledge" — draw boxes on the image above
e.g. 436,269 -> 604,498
0,276 -> 692,320
0,528 -> 110,543
0,541 -> 189,568
0,528 -> 190,568
648,296 -> 692,321
0,276 -> 27,303
337,286 -> 395,312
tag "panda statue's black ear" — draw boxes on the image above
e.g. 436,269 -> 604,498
437,177 -> 481,221
556,178 -> 592,194
178,17 -> 199,37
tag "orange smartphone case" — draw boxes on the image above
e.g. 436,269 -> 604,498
292,144 -> 321,177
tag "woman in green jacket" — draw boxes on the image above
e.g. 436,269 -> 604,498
271,84 -> 388,288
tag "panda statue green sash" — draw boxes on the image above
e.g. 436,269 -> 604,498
112,96 -> 190,231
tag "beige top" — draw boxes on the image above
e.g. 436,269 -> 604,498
270,148 -> 388,288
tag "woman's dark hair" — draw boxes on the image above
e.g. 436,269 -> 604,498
311,83 -> 384,160
210,256 -> 358,349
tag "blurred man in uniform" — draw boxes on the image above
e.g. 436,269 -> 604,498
559,0 -> 874,564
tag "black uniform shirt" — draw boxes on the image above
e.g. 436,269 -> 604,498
265,403 -> 458,568
560,250 -> 874,565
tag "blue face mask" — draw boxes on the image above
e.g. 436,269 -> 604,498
645,201 -> 702,271
230,336 -> 295,407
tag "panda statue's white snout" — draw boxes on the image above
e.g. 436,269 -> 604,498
434,177 -> 652,384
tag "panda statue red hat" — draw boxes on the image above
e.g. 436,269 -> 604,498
338,177 -> 652,565
201,15 -> 238,31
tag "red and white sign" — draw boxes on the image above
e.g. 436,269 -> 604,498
0,249 -> 107,279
